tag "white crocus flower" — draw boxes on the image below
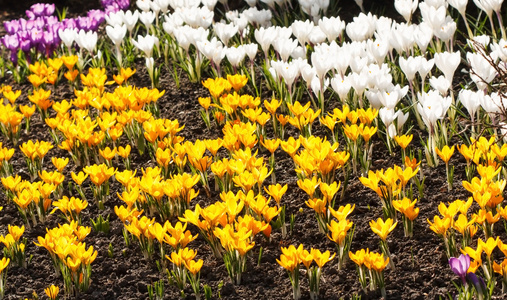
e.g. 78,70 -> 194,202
274,38 -> 298,62
106,24 -> 127,66
75,30 -> 98,54
434,51 -> 460,83
458,89 -> 481,123
301,63 -> 316,89
395,110 -> 409,132
379,107 -> 397,130
491,39 -> 507,61
378,90 -> 401,109
390,22 -> 416,54
132,34 -> 159,57
202,0 -> 218,10
318,16 -> 345,42
394,0 -> 418,23
245,0 -> 257,6
467,51 -> 498,90
140,11 -> 155,30
136,0 -> 151,12
105,10 -> 124,26
242,7 -> 272,27
448,0 -> 468,15
254,27 -> 276,57
292,19 -> 314,50
434,17 -> 456,42
414,22 -> 433,54
106,24 -> 127,46
419,2 -> 446,34
331,74 -> 352,102
244,43 -> 258,61
58,28 -> 77,53
399,56 -> 421,82
429,75 -> 452,96
346,12 -> 376,41
279,61 -> 300,88
417,90 -> 451,134
418,57 -> 435,84
309,27 -> 326,45
366,39 -> 389,65
123,10 -> 139,36
153,0 -> 170,13
214,22 -> 238,47
310,75 -> 329,99
226,46 -> 246,68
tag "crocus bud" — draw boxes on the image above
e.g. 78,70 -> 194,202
106,24 -> 127,46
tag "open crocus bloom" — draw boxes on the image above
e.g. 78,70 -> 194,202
449,253 -> 470,285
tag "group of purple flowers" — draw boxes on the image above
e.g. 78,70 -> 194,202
1,0 -> 130,64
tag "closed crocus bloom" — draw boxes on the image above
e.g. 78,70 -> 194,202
254,26 -> 276,57
225,46 -> 246,67
473,0 -> 494,16
428,215 -> 451,235
45,284 -> 59,300
214,22 -> 238,47
394,0 -> 419,23
58,28 -> 77,51
346,12 -> 376,41
449,254 -> 470,285
434,51 -> 461,83
418,57 -> 435,82
419,2 -> 446,32
331,74 -> 352,102
123,10 -> 139,34
105,10 -> 124,26
132,34 -> 159,58
291,19 -> 314,49
318,16 -> 345,42
327,219 -> 353,244
467,52 -> 497,90
0,257 -> 9,274
370,218 -> 397,241
479,237 -> 499,258
75,30 -> 98,53
429,75 -> 452,96
434,17 -> 457,42
417,90 -> 451,134
448,0 -> 468,15
106,24 -> 127,46
458,89 -> 481,122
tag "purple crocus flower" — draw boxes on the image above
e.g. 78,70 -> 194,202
61,18 -> 77,29
4,20 -> 20,35
19,39 -> 31,52
449,254 -> 470,285
2,35 -> 19,51
88,9 -> 106,24
27,3 -> 56,19
467,272 -> 487,300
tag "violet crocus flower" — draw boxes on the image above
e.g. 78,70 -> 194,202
26,3 -> 55,19
2,35 -> 19,51
3,20 -> 20,35
467,272 -> 487,299
449,254 -> 470,285
88,10 -> 106,25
